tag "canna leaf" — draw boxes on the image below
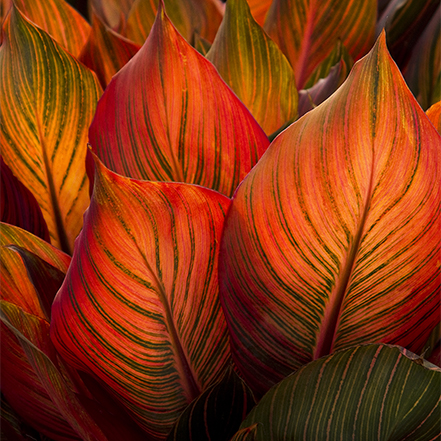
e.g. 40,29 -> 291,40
126,0 -> 223,45
79,12 -> 141,88
427,101 -> 441,133
235,344 -> 441,440
219,33 -> 441,396
13,0 -> 90,57
264,0 -> 376,89
206,0 -> 298,135
0,7 -> 102,254
1,157 -> 50,242
88,4 -> 269,198
0,302 -> 109,441
404,7 -> 440,111
167,365 -> 256,441
51,155 -> 232,440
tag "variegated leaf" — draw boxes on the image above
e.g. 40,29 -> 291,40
219,33 -> 441,396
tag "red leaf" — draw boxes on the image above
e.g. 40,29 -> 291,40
88,4 -> 269,197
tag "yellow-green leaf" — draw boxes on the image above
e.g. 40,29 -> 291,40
0,7 -> 102,253
206,0 -> 298,135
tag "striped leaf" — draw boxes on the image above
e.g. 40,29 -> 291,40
377,0 -> 438,71
88,4 -> 269,198
167,366 -> 256,441
427,101 -> 441,133
233,344 -> 441,440
126,0 -> 223,45
219,33 -> 441,396
206,0 -> 298,136
79,12 -> 141,88
50,155 -> 232,440
264,0 -> 376,89
404,7 -> 440,110
0,7 -> 102,254
13,0 -> 90,57
1,158 -> 50,243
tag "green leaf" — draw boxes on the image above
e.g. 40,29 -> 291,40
206,0 -> 298,135
235,344 -> 441,440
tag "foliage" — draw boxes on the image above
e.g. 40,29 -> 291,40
1,0 -> 440,440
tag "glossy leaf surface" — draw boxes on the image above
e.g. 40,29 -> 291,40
1,158 -> 50,242
89,5 -> 269,197
126,0 -> 223,45
51,156 -> 232,440
167,366 -> 255,441
236,345 -> 441,440
13,0 -> 90,57
219,33 -> 441,396
404,8 -> 440,110
0,8 -> 102,253
427,101 -> 441,133
206,0 -> 298,135
264,0 -> 376,89
79,12 -> 141,88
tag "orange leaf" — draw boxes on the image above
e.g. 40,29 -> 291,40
264,0 -> 376,89
88,5 -> 269,197
0,8 -> 102,253
219,33 -> 441,396
51,155 -> 232,439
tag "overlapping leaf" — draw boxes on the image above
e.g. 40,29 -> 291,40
88,5 -> 269,198
125,0 -> 223,45
0,7 -> 102,253
234,345 -> 441,440
246,0 -> 271,26
1,158 -> 50,242
51,155 -> 232,440
13,0 -> 90,57
264,0 -> 376,89
206,0 -> 298,135
219,33 -> 441,396
79,12 -> 141,88
89,0 -> 135,31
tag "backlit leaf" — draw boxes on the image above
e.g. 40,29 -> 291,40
79,12 -> 141,88
264,0 -> 376,89
427,101 -> 441,133
1,157 -> 50,242
88,5 -> 269,197
126,0 -> 223,45
0,7 -> 102,253
13,0 -> 90,57
219,33 -> 441,396
236,345 -> 441,440
404,8 -> 440,110
51,155 -> 232,440
206,0 -> 298,135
